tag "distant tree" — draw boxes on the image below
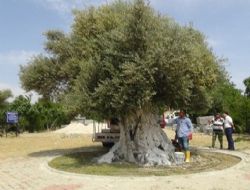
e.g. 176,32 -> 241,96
244,77 -> 250,97
32,100 -> 71,131
0,89 -> 12,126
243,77 -> 250,132
20,0 -> 223,165
9,95 -> 33,132
0,89 -> 12,109
9,96 -> 70,132
208,82 -> 250,133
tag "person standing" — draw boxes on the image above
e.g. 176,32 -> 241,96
174,110 -> 193,162
211,113 -> 224,149
223,112 -> 235,150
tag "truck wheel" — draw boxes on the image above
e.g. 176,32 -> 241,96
102,142 -> 114,148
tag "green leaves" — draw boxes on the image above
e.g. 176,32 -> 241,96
7,96 -> 70,132
0,90 -> 12,109
20,0 -> 224,121
244,77 -> 250,97
208,83 -> 250,133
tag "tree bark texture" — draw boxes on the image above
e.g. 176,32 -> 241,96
98,112 -> 176,166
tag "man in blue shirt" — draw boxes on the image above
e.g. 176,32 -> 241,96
174,110 -> 193,162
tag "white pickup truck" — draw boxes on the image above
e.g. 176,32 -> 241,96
92,118 -> 120,147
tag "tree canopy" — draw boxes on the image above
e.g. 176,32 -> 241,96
20,0 -> 223,120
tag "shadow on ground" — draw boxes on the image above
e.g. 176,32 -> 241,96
48,148 -> 242,176
28,145 -> 106,158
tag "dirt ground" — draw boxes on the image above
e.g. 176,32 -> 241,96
0,127 -> 250,190
0,127 -> 249,160
0,132 -> 96,160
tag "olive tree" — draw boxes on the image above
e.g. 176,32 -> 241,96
20,0 -> 223,165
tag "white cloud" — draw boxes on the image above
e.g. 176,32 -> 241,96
0,83 -> 23,96
0,82 -> 40,103
0,50 -> 40,103
0,50 -> 38,66
150,0 -> 203,11
31,0 -> 112,15
39,0 -> 84,14
206,38 -> 219,48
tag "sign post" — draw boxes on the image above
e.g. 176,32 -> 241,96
6,112 -> 19,124
5,112 -> 19,137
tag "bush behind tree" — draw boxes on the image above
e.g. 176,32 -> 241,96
8,96 -> 70,132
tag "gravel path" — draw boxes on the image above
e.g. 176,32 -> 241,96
0,149 -> 250,190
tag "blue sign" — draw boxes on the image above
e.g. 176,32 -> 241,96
6,112 -> 18,124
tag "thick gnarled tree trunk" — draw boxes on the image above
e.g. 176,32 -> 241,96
98,112 -> 176,166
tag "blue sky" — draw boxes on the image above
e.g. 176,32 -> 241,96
0,0 -> 249,101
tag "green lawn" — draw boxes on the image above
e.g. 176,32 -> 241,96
49,149 -> 241,176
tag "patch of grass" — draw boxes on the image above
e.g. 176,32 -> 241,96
49,150 -> 241,176
234,135 -> 250,142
